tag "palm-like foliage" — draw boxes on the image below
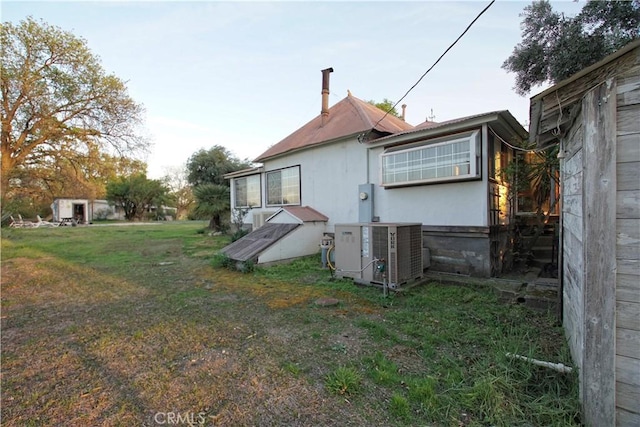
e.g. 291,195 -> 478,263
502,146 -> 560,267
528,146 -> 560,216
192,183 -> 230,231
186,146 -> 251,230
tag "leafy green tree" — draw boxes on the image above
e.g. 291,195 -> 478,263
187,146 -> 249,187
162,165 -> 194,220
367,98 -> 400,118
106,174 -> 167,221
503,0 -> 640,95
1,17 -> 147,207
186,146 -> 250,231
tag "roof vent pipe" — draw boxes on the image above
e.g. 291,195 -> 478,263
321,67 -> 333,125
401,104 -> 407,122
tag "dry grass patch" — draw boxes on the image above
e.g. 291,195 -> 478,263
1,223 -> 579,426
2,256 -> 149,309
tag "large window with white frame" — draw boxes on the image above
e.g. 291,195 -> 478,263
381,130 -> 480,187
266,166 -> 300,206
234,174 -> 261,208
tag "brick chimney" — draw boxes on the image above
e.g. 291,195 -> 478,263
321,67 -> 333,125
401,104 -> 407,122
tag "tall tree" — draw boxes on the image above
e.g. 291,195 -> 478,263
503,0 -> 640,95
186,146 -> 249,187
106,174 -> 167,221
1,17 -> 148,205
186,146 -> 250,231
368,98 -> 400,118
162,165 -> 194,220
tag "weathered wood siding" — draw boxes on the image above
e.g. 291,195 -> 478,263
582,78 -> 617,427
561,112 -> 585,380
615,64 -> 640,426
531,42 -> 640,427
530,41 -> 640,147
560,52 -> 640,426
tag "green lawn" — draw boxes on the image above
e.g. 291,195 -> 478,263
1,222 -> 579,426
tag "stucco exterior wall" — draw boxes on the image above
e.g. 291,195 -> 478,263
366,141 -> 488,227
242,133 -> 491,230
369,171 -> 487,225
254,135 -> 368,229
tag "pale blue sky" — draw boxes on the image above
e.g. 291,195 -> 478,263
2,1 -> 584,178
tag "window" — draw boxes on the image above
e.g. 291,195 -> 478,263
381,130 -> 480,187
234,174 -> 261,208
266,166 -> 300,205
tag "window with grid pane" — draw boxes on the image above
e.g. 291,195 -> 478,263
234,174 -> 261,208
382,131 -> 479,186
266,166 -> 300,205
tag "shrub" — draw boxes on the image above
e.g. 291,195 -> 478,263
325,366 -> 361,396
230,228 -> 249,242
211,252 -> 234,270
238,260 -> 254,273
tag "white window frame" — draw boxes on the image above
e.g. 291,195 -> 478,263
234,174 -> 262,208
380,130 -> 480,187
266,166 -> 301,206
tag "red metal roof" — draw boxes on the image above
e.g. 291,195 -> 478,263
282,206 -> 328,222
254,94 -> 413,162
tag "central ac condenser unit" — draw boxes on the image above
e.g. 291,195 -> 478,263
334,223 -> 423,288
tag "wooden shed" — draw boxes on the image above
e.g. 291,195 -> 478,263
529,40 -> 640,426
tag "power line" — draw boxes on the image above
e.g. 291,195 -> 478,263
369,0 -> 496,134
488,125 -> 555,153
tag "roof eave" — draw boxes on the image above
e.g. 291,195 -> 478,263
223,166 -> 264,180
530,39 -> 640,104
368,111 -> 526,149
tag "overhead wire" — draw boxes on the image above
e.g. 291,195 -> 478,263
488,125 -> 556,153
364,0 -> 496,139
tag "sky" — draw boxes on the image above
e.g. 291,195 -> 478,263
2,0 -> 585,179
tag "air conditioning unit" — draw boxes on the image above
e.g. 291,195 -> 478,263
334,223 -> 423,288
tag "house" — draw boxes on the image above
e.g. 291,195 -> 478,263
529,40 -> 640,426
223,68 -> 528,277
50,198 -> 125,223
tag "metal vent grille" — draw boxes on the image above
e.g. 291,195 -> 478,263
389,250 -> 398,284
371,226 -> 388,260
371,226 -> 389,282
371,224 -> 422,286
398,224 -> 423,280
